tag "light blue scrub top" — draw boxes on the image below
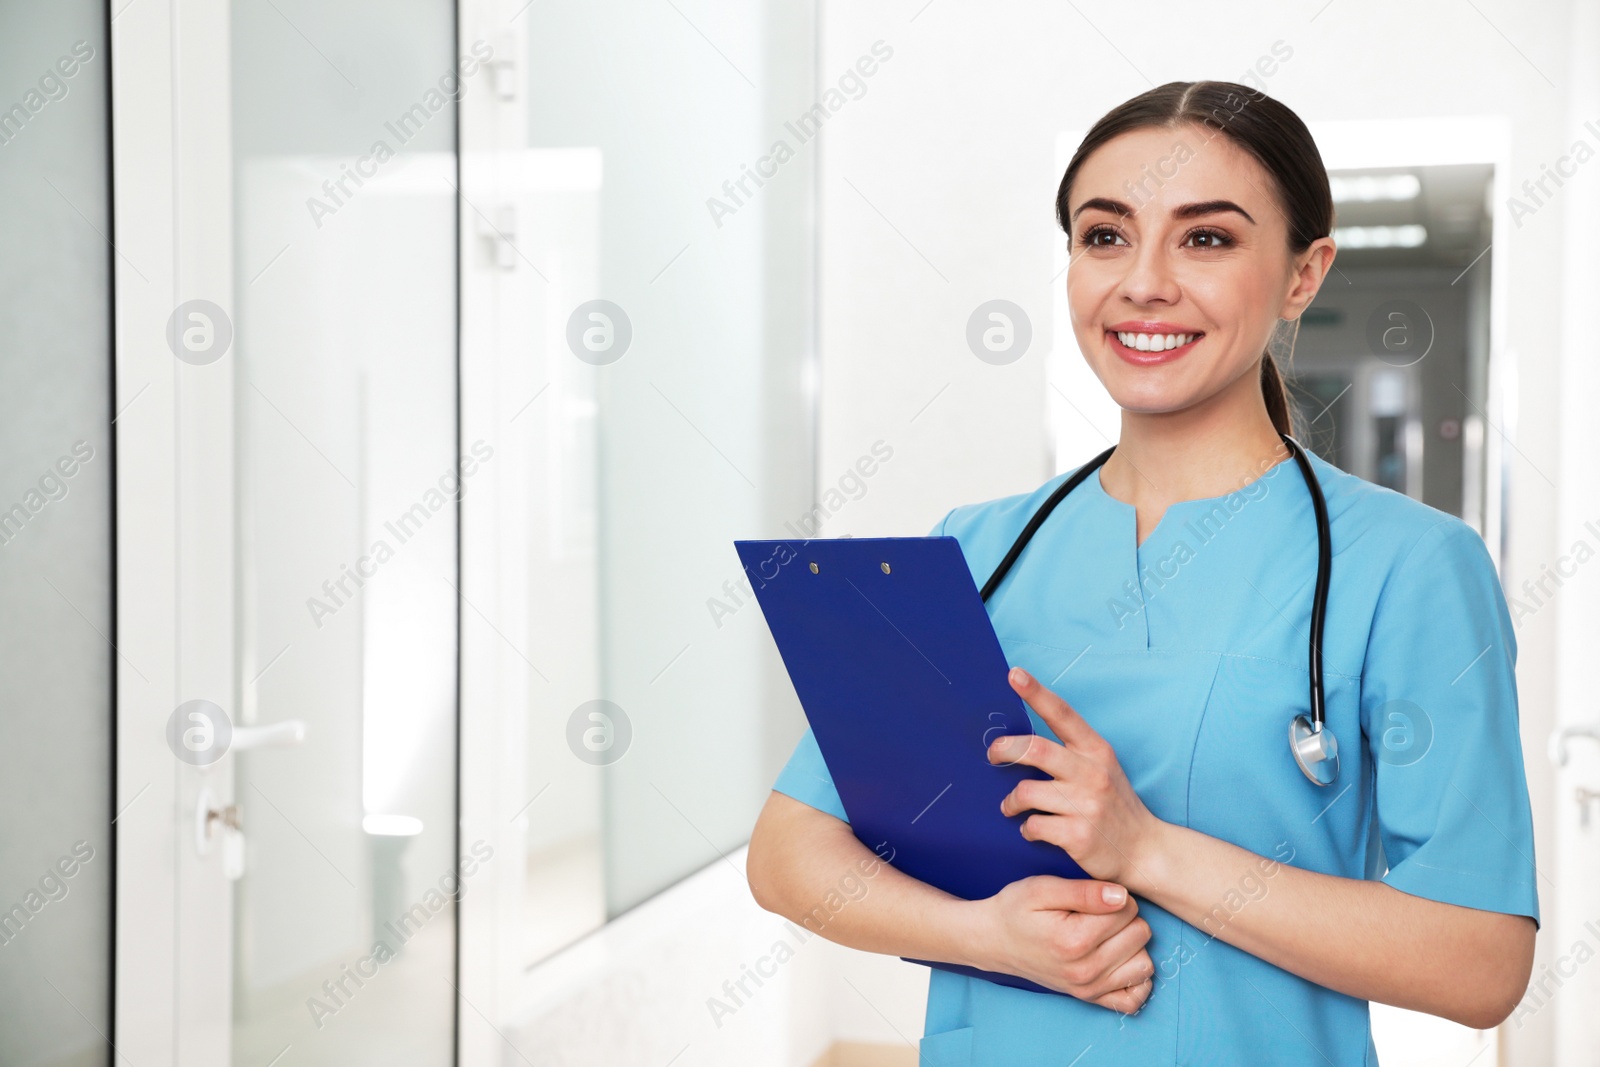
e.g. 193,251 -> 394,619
771,448 -> 1541,1067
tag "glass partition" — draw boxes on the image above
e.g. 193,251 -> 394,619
0,2 -> 113,1064
228,1 -> 459,1061
516,0 -> 818,961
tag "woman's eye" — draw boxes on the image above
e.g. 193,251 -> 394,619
1078,226 -> 1233,250
1187,228 -> 1233,249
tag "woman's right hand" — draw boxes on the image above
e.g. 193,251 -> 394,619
965,875 -> 1154,1014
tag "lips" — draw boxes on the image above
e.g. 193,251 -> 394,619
1106,329 -> 1204,366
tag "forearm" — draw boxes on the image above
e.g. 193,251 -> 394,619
746,791 -> 980,967
1127,822 -> 1534,1028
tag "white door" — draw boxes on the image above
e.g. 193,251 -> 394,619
113,2 -> 464,1063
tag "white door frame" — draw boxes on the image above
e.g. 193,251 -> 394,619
113,2 -> 526,1061
111,0 -> 238,1063
455,2 -> 533,1062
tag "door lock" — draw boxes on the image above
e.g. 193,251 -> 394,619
205,803 -> 241,837
195,786 -> 246,880
1577,786 -> 1600,830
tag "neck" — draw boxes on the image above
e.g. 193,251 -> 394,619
1098,378 -> 1289,509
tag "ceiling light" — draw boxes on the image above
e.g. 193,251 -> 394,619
1329,174 -> 1422,203
1332,224 -> 1427,249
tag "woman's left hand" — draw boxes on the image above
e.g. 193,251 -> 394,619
989,666 -> 1167,890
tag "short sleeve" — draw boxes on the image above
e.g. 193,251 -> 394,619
771,725 -> 851,823
1360,518 -> 1540,928
768,507 -> 957,823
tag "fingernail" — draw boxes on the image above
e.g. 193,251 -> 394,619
1010,667 -> 1032,686
1101,885 -> 1126,905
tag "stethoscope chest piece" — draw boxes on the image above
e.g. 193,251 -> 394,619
1289,714 -> 1339,786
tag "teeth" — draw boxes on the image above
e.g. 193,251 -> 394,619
1115,331 -> 1198,352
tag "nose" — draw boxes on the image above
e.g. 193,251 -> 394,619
1117,240 -> 1181,306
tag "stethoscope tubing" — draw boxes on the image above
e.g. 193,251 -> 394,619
978,432 -> 1335,783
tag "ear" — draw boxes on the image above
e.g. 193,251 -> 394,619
1282,236 -> 1337,319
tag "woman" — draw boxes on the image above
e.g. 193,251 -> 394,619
745,80 -> 1539,1066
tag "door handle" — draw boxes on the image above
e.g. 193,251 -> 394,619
1549,722 -> 1600,766
191,720 -> 304,876
231,719 -> 307,752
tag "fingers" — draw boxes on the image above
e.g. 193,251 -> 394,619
1049,911 -> 1151,1010
999,759 -> 1097,818
1056,899 -> 1140,956
1096,946 -> 1156,998
1024,875 -> 1131,915
1008,666 -> 1104,752
987,731 -> 1071,777
1091,974 -> 1153,1015
1079,923 -> 1154,999
1042,895 -> 1141,976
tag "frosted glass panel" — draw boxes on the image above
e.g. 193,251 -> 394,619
228,2 -> 457,1063
519,0 -> 816,938
0,2 -> 112,1065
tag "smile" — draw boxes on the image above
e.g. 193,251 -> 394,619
1107,329 -> 1204,365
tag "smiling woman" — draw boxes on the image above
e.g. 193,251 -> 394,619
1060,102 -> 1327,500
746,79 -> 1539,1067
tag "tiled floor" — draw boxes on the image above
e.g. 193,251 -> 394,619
809,1043 -> 917,1067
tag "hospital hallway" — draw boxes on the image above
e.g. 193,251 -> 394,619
3,0 -> 1600,1064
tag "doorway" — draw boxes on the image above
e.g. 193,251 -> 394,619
112,3 -> 462,1063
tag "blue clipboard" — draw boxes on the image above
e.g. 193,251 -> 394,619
735,534 -> 1087,996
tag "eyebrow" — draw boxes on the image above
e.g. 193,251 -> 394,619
1071,197 -> 1257,226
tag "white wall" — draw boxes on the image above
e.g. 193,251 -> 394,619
1549,1 -> 1600,1062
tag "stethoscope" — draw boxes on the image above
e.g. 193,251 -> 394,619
978,432 -> 1339,786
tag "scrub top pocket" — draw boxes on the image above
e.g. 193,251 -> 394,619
994,640 -> 1225,836
1190,653 -> 1367,876
917,1023 -> 973,1067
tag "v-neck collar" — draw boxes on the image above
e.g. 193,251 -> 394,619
1083,452 -> 1297,553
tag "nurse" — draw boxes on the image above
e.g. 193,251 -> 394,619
745,78 -> 1539,1067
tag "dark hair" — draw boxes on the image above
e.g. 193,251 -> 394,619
1054,81 -> 1334,439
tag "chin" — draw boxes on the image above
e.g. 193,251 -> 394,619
1114,401 -> 1188,418
1099,373 -> 1191,411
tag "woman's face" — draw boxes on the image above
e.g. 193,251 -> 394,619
1064,123 -> 1329,420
